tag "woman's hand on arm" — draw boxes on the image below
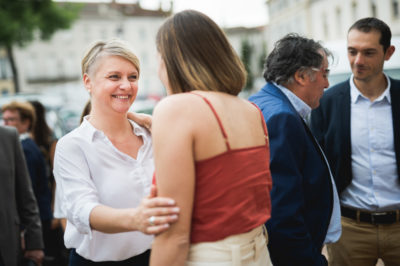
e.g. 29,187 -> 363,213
55,138 -> 178,236
127,112 -> 152,132
89,194 -> 179,235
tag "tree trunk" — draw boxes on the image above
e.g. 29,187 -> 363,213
6,44 -> 20,93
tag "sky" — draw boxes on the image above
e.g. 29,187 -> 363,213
60,0 -> 269,28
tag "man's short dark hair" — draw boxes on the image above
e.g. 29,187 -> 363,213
263,33 -> 331,85
349,17 -> 392,52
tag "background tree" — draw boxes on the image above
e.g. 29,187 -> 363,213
240,38 -> 254,91
0,0 -> 81,93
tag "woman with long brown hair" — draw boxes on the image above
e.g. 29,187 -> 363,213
150,10 -> 272,266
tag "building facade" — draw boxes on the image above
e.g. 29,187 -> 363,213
13,2 -> 171,96
267,0 -> 400,49
310,0 -> 400,41
225,25 -> 268,93
266,0 -> 400,83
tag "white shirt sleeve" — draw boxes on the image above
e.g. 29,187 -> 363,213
53,182 -> 65,219
53,137 -> 100,236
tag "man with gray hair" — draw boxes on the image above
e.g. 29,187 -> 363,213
249,33 -> 341,266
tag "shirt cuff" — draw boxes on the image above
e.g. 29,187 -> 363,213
74,202 -> 100,239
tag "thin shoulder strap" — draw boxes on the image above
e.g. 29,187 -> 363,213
189,92 -> 231,150
250,102 -> 269,148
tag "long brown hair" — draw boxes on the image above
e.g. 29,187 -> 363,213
156,10 -> 246,96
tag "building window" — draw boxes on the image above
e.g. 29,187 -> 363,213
83,25 -> 91,42
393,0 -> 399,18
139,28 -> 146,40
336,7 -> 342,38
116,24 -> 124,38
371,0 -> 377,17
352,1 -> 357,21
323,14 -> 329,40
57,59 -> 65,78
100,28 -> 107,40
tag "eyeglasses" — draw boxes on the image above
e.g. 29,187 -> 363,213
2,117 -> 19,123
311,67 -> 330,78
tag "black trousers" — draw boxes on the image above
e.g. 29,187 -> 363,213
69,249 -> 150,266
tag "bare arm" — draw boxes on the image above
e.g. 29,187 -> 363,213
150,97 -> 196,266
89,193 -> 179,235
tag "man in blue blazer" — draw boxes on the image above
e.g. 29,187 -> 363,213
311,18 -> 400,265
249,34 -> 341,266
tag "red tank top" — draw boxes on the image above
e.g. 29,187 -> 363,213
189,93 -> 272,243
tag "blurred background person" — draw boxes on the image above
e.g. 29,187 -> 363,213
53,39 -> 179,265
0,125 -> 44,266
150,10 -> 272,266
29,100 -> 68,266
1,101 -> 54,263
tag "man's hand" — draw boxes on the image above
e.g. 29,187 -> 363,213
24,250 -> 44,266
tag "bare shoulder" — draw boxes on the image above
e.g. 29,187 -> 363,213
153,93 -> 205,120
235,97 -> 263,117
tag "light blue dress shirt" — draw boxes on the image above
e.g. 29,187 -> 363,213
275,83 -> 341,243
341,74 -> 400,212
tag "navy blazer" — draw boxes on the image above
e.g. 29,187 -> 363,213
310,78 -> 400,195
21,138 -> 53,222
249,82 -> 333,266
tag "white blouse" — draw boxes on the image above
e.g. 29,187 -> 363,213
53,117 -> 154,262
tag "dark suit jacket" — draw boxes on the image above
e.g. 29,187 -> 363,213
21,138 -> 53,222
0,126 -> 44,266
249,82 -> 333,266
310,78 -> 400,194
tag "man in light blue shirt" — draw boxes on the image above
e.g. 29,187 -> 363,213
311,17 -> 400,265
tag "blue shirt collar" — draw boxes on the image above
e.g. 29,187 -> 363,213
273,82 -> 312,120
350,73 -> 391,104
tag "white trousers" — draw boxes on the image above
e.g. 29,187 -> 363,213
186,226 -> 271,266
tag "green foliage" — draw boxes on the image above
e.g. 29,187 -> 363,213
0,0 -> 81,92
0,0 -> 81,47
240,38 -> 254,91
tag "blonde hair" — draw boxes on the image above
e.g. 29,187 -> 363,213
81,39 -> 140,77
1,101 -> 36,130
156,10 -> 246,96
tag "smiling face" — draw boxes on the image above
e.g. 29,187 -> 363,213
347,29 -> 394,83
83,55 -> 139,116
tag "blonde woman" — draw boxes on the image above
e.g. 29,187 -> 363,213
53,39 -> 179,265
